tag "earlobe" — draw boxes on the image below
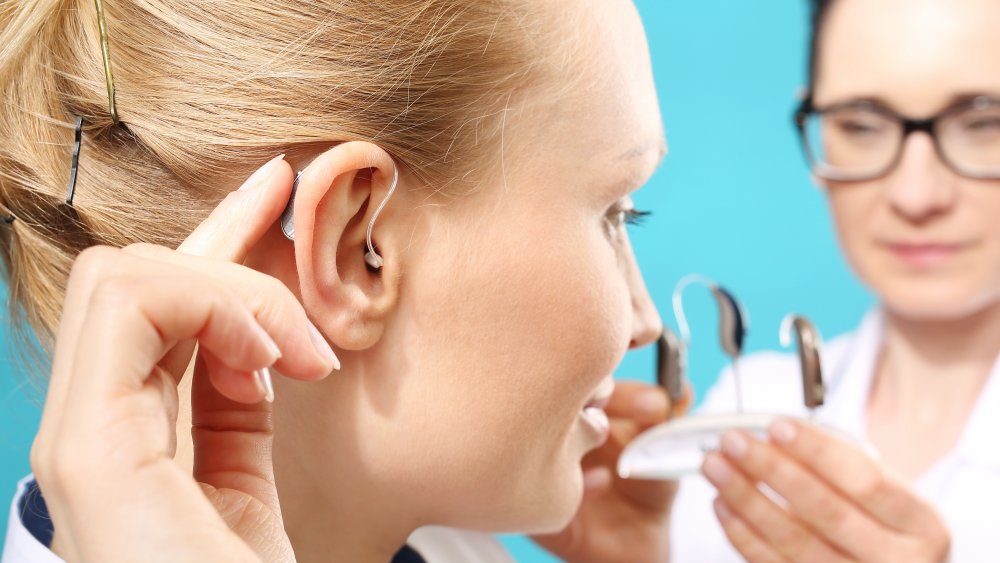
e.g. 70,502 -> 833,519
285,142 -> 404,351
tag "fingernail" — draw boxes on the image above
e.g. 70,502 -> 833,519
702,454 -> 733,485
633,388 -> 668,416
720,431 -> 748,459
238,154 -> 286,192
770,420 -> 798,444
256,367 -> 275,403
714,498 -> 734,521
252,323 -> 282,362
307,321 -> 340,370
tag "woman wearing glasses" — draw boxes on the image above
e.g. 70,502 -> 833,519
670,0 -> 1000,561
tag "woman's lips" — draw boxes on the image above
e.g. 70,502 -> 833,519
579,377 -> 614,446
883,241 -> 971,268
579,406 -> 610,445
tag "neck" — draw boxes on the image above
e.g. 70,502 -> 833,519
873,302 -> 1000,414
273,378 -> 418,563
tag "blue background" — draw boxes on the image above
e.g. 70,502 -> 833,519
0,0 -> 873,559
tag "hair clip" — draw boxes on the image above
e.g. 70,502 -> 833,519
66,117 -> 83,207
279,159 -> 398,271
94,0 -> 118,124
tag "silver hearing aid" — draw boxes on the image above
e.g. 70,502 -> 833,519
780,314 -> 826,415
280,160 -> 399,271
672,274 -> 750,412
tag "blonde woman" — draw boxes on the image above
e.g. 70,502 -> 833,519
0,0 -> 685,561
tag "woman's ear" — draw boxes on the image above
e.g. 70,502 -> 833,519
291,142 -> 404,351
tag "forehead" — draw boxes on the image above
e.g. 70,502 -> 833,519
816,0 -> 1000,112
512,0 -> 664,183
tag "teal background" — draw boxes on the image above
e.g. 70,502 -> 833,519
0,0 -> 873,559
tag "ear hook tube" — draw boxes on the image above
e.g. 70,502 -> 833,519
672,274 -> 750,412
363,162 -> 398,270
780,314 -> 826,414
279,159 -> 399,272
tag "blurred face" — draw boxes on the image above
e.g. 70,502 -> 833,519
815,0 -> 1000,319
285,0 -> 664,534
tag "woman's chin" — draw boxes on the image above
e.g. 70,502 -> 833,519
881,287 -> 1000,323
483,460 -> 584,535
866,270 -> 1000,322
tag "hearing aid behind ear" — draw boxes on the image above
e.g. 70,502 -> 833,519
780,314 -> 826,412
280,160 -> 399,271
280,171 -> 302,240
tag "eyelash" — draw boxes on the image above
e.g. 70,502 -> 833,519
607,202 -> 652,229
624,208 -> 652,226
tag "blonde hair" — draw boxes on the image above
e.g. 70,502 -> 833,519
0,0 -> 542,362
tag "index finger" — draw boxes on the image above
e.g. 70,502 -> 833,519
178,154 -> 293,261
768,419 -> 941,534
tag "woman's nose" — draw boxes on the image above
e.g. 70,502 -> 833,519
884,132 -> 959,222
624,247 -> 662,349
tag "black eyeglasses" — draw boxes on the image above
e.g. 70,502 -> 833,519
793,95 -> 1000,181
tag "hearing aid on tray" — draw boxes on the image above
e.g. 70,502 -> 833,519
621,278 -> 835,480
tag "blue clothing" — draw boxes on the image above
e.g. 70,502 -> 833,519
5,477 -> 425,563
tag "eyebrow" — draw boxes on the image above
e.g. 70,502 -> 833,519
615,136 -> 668,163
818,92 -> 1000,115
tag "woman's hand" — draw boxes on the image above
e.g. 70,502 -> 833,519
533,380 -> 694,563
30,155 -> 339,562
703,419 -> 951,563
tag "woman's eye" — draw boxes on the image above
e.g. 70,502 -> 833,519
835,118 -> 884,137
605,199 -> 651,230
964,116 -> 1000,134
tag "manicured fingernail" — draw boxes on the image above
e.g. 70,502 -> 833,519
256,367 -> 275,403
714,498 -> 734,521
238,154 -> 285,191
702,453 -> 733,485
307,321 -> 340,370
252,323 -> 282,362
245,317 -> 282,366
770,420 -> 798,444
633,388 -> 668,415
720,431 -> 748,459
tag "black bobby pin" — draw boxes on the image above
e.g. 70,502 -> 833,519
65,116 -> 83,207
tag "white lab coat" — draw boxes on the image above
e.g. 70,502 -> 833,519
671,310 -> 1000,563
